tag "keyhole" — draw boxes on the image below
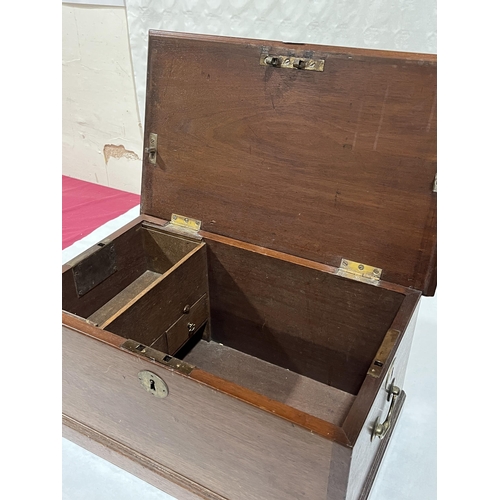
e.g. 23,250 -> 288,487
138,371 -> 168,398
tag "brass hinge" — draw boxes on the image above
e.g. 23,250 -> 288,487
433,173 -> 437,193
335,258 -> 382,285
170,214 -> 202,233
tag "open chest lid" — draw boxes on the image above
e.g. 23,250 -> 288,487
141,31 -> 437,296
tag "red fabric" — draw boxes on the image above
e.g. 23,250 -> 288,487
62,176 -> 140,249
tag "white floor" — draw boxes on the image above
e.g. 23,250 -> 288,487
62,210 -> 436,500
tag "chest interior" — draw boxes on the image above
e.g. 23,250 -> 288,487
62,219 -> 407,425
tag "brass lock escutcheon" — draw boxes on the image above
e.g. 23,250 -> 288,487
371,378 -> 401,440
138,370 -> 168,398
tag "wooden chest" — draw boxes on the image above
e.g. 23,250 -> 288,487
62,31 -> 437,500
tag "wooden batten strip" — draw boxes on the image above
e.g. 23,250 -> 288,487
62,312 -> 124,348
200,230 -> 338,274
200,230 -> 412,295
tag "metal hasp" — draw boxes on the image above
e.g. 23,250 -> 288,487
335,258 -> 382,285
138,370 -> 168,398
145,133 -> 157,164
260,53 -> 325,72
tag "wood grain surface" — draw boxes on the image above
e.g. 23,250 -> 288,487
183,339 -> 355,425
62,221 -> 200,320
103,244 -> 208,348
63,415 -> 218,500
88,270 -> 162,326
141,31 -> 437,295
205,237 -> 405,394
62,326 -> 349,500
62,221 -> 146,318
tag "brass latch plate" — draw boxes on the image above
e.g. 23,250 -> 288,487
171,214 -> 202,232
145,133 -> 157,164
260,54 -> 325,72
335,258 -> 382,285
368,329 -> 400,378
120,339 -> 195,376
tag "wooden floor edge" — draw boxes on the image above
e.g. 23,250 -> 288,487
357,390 -> 406,500
62,414 -> 228,500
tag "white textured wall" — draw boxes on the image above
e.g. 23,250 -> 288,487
62,4 -> 143,193
125,0 -> 437,125
62,0 -> 436,192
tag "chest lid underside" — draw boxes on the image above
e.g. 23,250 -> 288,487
140,31 -> 437,296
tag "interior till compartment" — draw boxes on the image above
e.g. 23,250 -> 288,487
62,223 -> 207,350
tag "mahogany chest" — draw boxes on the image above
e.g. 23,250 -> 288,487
62,31 -> 436,500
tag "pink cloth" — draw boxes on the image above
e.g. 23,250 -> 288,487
62,176 -> 140,249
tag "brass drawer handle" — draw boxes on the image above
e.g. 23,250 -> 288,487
372,380 -> 401,440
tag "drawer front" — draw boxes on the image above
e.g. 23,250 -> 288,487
62,326 -> 341,500
150,294 -> 209,355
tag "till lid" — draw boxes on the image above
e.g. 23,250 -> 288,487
141,31 -> 437,295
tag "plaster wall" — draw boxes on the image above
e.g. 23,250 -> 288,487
62,4 -> 143,193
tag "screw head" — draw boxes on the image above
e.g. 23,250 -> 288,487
183,305 -> 190,314
358,264 -> 364,271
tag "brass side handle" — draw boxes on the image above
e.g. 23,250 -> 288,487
372,380 -> 401,440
